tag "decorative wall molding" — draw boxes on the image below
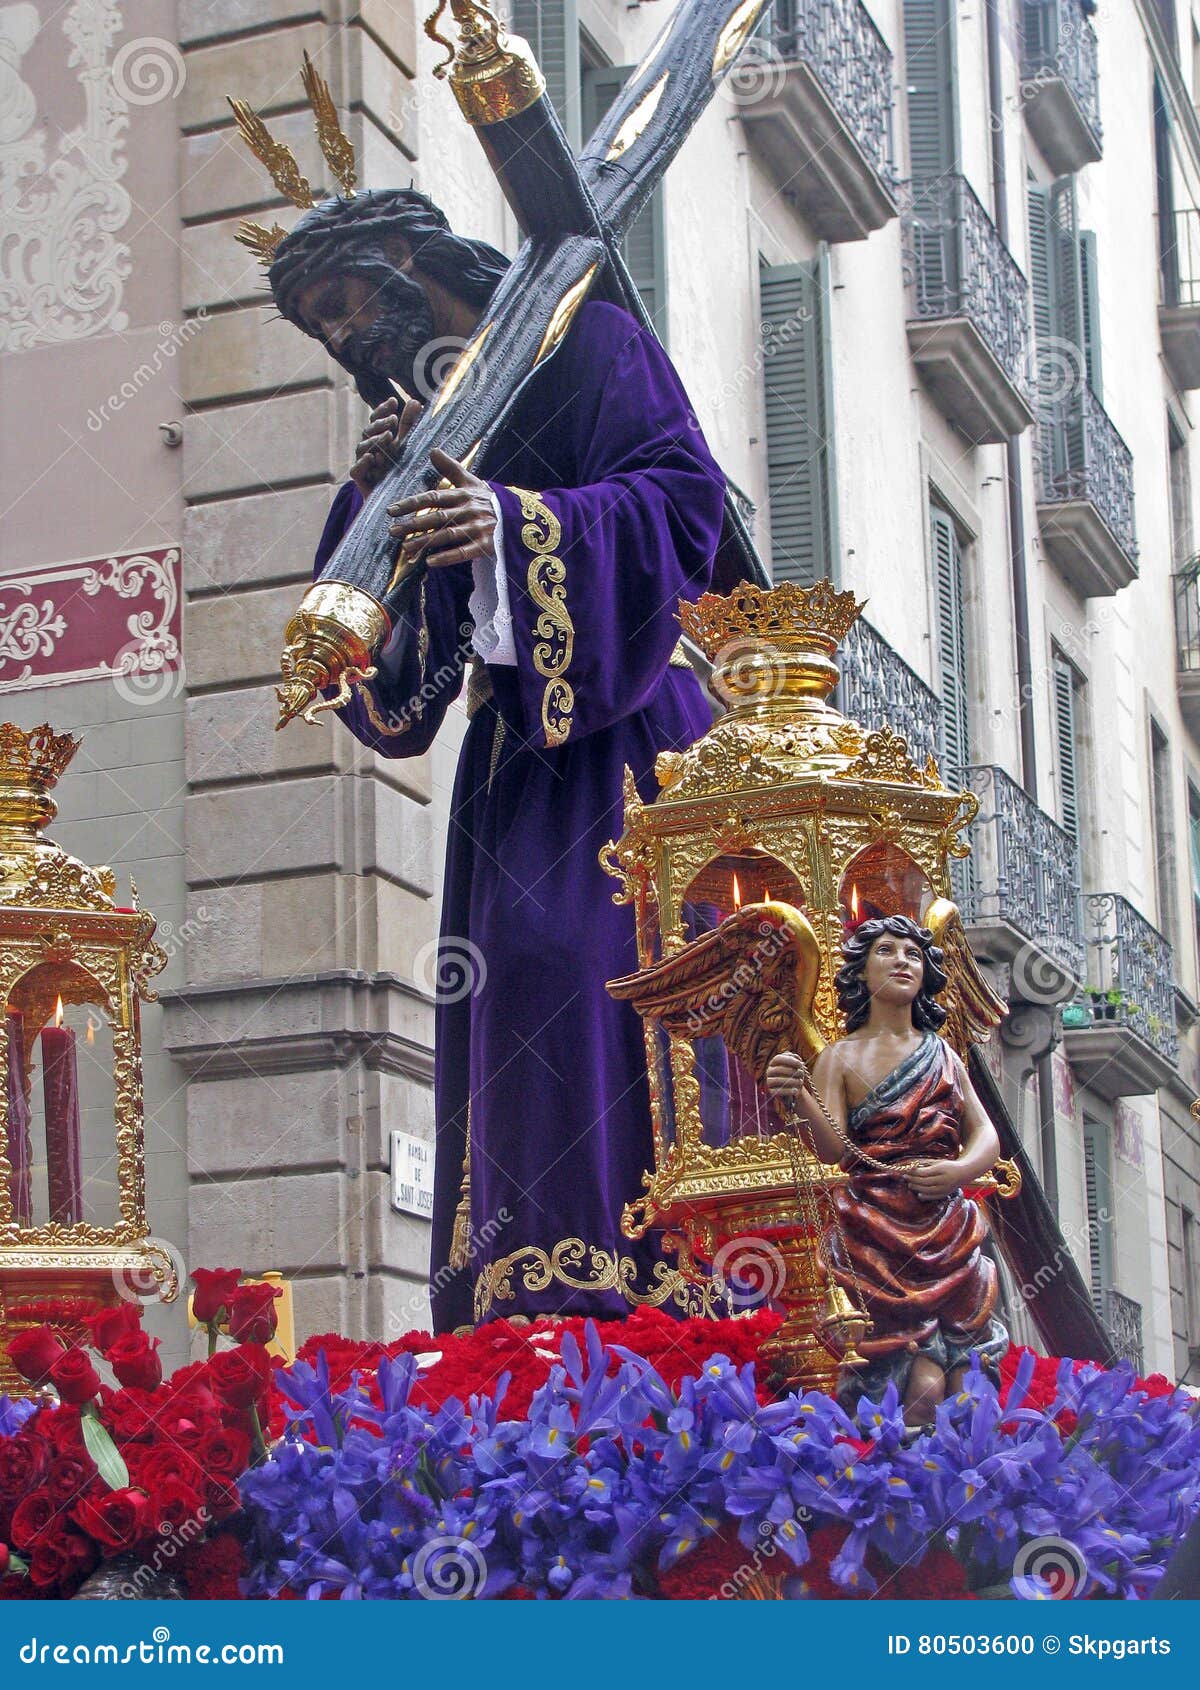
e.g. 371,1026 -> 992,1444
0,547 -> 181,692
0,0 -> 133,351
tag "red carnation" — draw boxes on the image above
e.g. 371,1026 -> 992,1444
48,1348 -> 101,1405
191,1268 -> 243,1325
6,1325 -> 64,1384
108,1332 -> 162,1393
82,1302 -> 142,1355
206,1344 -> 274,1411
226,1282 -> 282,1345
10,1491 -> 57,1551
198,1425 -> 252,1482
72,1487 -> 153,1552
178,1531 -> 246,1600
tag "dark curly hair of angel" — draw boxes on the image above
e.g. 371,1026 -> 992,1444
834,914 -> 949,1034
268,188 -> 510,405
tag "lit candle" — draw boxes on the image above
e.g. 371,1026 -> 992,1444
41,997 -> 82,1224
5,1008 -> 32,1224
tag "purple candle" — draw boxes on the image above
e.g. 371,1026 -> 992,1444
41,998 -> 82,1225
5,1009 -> 32,1224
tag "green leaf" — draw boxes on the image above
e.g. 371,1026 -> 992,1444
81,1410 -> 130,1491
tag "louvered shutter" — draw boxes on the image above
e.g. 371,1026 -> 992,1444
761,260 -> 833,586
903,0 -> 957,183
581,63 -> 668,344
1080,230 -> 1102,400
1052,653 -> 1080,841
930,501 -> 970,786
1083,1122 -> 1112,1310
512,0 -> 581,147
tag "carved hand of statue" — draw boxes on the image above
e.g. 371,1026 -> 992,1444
764,1050 -> 811,1101
903,1157 -> 963,1202
388,448 -> 498,569
351,396 -> 422,495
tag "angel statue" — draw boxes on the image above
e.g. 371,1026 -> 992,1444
765,914 -> 1009,1424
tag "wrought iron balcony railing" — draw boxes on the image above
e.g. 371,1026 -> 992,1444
836,615 -> 943,773
951,764 -> 1085,982
1037,384 -> 1138,568
1067,892 -> 1179,1065
1103,1287 -> 1144,1373
757,0 -> 895,187
1174,559 -> 1200,671
1020,0 -> 1102,152
904,174 -> 1034,410
1157,206 -> 1200,309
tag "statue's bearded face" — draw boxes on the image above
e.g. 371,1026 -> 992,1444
293,259 -> 435,393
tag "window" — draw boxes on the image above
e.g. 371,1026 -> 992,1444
1169,414 -> 1192,566
1051,646 -> 1088,847
1183,1205 -> 1200,1347
1028,177 -> 1101,402
1150,719 -> 1179,950
511,2 -> 667,342
760,257 -> 836,586
903,0 -> 958,182
1187,782 -> 1200,971
929,499 -> 970,786
1083,1119 -> 1113,1312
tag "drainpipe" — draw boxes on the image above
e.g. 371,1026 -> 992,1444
984,0 -> 1059,1211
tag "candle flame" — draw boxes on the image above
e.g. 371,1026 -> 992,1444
764,886 -> 772,903
850,885 -> 860,920
86,1020 -> 95,1045
731,872 -> 741,910
54,996 -> 64,1028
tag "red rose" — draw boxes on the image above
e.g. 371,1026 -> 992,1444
6,1326 -> 63,1384
72,1487 -> 153,1552
28,1530 -> 95,1593
148,1476 -> 208,1538
48,1348 -> 101,1405
82,1302 -> 141,1355
37,1404 -> 85,1455
100,1386 -> 164,1444
198,1426 -> 252,1482
128,1443 -> 203,1494
206,1344 -> 273,1411
108,1332 -> 162,1393
202,1477 -> 242,1523
191,1268 -> 243,1325
10,1491 -> 56,1552
226,1282 -> 282,1345
44,1451 -> 96,1504
0,1433 -> 47,1502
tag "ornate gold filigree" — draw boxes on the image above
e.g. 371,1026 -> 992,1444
832,725 -> 945,790
510,487 -> 575,747
678,578 -> 865,662
300,51 -> 356,197
226,98 -> 314,209
473,1236 -> 726,1323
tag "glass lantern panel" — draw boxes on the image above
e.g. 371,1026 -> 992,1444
839,842 -> 935,927
5,967 -> 120,1233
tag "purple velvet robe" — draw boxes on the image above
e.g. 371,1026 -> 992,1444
312,302 -> 726,1333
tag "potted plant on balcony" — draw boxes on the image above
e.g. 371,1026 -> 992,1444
1078,985 -> 1125,1022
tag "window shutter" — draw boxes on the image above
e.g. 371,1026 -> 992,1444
1083,1122 -> 1113,1310
1052,653 -> 1080,842
929,501 -> 970,785
581,63 -> 668,343
1080,230 -> 1102,400
1027,180 -> 1053,346
512,0 -> 581,148
903,0 -> 957,183
761,259 -> 834,586
1049,177 -> 1084,365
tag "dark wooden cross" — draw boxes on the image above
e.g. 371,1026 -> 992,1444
278,0 -> 772,728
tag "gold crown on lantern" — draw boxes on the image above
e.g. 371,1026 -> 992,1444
0,723 -> 81,792
678,580 -> 867,663
229,51 -> 358,267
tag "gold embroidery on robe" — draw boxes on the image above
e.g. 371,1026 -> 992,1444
473,1236 -> 728,1323
508,486 -> 575,747
448,1099 -> 472,1272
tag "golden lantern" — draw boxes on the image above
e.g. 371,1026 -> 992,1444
0,724 -> 173,1396
600,582 -> 1017,1393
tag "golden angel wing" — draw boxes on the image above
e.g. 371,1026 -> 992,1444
607,900 -> 825,1085
924,897 -> 1007,1057
227,98 -> 314,208
301,52 -> 357,196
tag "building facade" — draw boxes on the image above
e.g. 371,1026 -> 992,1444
2,0 -> 1200,1381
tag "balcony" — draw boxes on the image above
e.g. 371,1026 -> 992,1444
1173,559 -> 1200,735
1036,385 -> 1138,597
1158,208 -> 1200,391
1059,893 -> 1179,1098
835,615 -> 943,771
1102,1288 -> 1144,1373
951,764 -> 1084,1002
735,0 -> 897,242
904,175 -> 1036,443
1019,0 -> 1102,175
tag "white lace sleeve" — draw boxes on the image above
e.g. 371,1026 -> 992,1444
467,486 -> 517,666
